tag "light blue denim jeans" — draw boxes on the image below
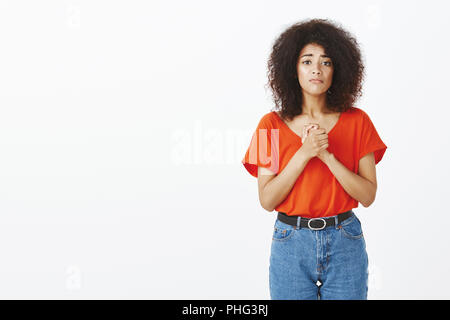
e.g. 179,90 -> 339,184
269,210 -> 368,300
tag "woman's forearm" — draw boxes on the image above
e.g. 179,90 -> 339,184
262,149 -> 311,211
323,153 -> 376,207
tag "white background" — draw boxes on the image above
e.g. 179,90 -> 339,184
0,0 -> 448,299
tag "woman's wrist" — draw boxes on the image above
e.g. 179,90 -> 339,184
320,151 -> 335,167
295,147 -> 312,164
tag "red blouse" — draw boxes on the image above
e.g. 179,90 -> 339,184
242,107 -> 387,218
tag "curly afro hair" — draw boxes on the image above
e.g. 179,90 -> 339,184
266,18 -> 365,122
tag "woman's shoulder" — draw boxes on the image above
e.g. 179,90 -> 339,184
255,110 -> 279,128
344,106 -> 368,121
345,106 -> 362,115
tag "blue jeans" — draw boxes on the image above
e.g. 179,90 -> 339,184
269,211 -> 368,300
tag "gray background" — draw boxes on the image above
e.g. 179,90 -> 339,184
0,0 -> 447,299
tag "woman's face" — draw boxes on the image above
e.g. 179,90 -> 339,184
296,43 -> 334,96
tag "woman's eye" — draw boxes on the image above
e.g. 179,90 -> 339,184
302,60 -> 332,66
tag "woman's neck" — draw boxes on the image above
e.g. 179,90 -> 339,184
301,92 -> 331,119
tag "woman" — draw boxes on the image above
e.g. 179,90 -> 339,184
242,18 -> 387,300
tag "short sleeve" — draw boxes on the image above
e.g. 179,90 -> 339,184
358,110 -> 387,164
242,114 -> 280,178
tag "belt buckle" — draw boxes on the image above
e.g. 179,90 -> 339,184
307,218 -> 326,230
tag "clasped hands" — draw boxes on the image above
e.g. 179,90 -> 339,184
301,123 -> 333,164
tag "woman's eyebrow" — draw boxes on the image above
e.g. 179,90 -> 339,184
300,54 -> 330,58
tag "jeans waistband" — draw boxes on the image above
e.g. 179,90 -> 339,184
277,210 -> 354,230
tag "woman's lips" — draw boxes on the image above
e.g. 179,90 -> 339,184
309,79 -> 323,83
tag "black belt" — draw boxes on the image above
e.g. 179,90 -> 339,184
277,210 -> 353,230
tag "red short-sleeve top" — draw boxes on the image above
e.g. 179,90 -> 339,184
242,106 -> 387,218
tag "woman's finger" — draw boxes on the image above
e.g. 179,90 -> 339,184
302,124 -> 319,143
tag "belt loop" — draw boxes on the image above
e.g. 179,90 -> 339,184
334,214 -> 339,229
296,216 -> 301,229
